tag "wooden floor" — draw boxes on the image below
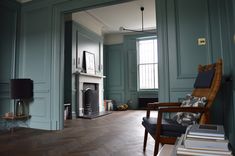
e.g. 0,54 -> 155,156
0,110 -> 157,156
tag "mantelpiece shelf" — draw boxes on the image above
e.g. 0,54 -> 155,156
75,72 -> 106,78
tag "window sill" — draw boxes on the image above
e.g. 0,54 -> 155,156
138,89 -> 158,92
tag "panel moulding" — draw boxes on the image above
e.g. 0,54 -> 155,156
174,0 -> 211,79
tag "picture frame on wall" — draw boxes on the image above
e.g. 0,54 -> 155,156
84,51 -> 95,75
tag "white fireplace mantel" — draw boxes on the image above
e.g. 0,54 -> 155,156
79,72 -> 106,79
76,72 -> 105,116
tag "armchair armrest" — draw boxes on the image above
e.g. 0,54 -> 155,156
147,102 -> 181,109
146,102 -> 181,117
158,106 -> 208,113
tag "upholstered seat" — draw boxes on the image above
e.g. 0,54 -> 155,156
142,59 -> 222,156
142,117 -> 187,138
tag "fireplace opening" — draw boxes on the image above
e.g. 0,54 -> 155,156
84,88 -> 99,115
83,83 -> 98,91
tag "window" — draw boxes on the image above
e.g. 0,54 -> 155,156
137,38 -> 158,90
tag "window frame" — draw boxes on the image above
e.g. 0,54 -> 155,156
136,36 -> 158,91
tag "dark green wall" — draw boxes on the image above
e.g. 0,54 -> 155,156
104,34 -> 158,109
0,0 -> 20,116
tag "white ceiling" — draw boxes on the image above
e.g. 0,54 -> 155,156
16,0 -> 156,35
72,0 -> 156,35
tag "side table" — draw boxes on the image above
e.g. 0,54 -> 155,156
1,115 -> 31,133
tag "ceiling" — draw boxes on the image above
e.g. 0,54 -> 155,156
72,0 -> 156,35
16,0 -> 156,35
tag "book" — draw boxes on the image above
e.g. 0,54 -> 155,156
177,150 -> 232,156
186,134 -> 225,140
176,135 -> 232,156
188,124 -> 225,138
184,137 -> 229,151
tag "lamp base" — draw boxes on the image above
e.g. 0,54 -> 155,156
16,100 -> 25,116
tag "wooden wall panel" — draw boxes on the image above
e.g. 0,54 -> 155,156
20,6 -> 52,130
106,44 -> 124,91
0,99 -> 11,115
168,0 -> 211,97
157,0 -> 235,152
127,51 -> 137,92
0,0 -> 19,115
20,7 -> 52,90
165,0 -> 218,102
175,0 -> 210,77
107,92 -> 124,104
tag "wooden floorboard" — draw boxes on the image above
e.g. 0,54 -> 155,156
0,110 -> 157,156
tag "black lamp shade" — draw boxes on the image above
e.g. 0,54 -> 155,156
10,79 -> 33,99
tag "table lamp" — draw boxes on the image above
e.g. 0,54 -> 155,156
10,79 -> 33,116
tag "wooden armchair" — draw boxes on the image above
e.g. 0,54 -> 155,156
142,59 -> 222,156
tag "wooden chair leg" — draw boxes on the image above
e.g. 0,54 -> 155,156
153,140 -> 159,156
143,129 -> 148,151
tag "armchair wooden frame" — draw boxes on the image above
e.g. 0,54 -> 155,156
143,59 -> 222,156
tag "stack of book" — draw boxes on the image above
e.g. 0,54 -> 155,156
176,124 -> 233,156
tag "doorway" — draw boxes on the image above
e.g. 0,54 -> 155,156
61,0 -> 157,128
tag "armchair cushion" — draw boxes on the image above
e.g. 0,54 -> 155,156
194,68 -> 215,88
172,94 -> 207,126
142,117 -> 187,138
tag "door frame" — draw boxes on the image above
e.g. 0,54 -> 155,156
53,0 -> 147,129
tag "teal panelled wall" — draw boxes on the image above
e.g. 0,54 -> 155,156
0,0 -> 20,116
156,0 -> 233,100
2,2 -> 233,151
64,21 -> 103,116
19,0 -> 126,130
222,0 -> 235,152
104,34 -> 158,109
123,35 -> 138,109
19,5 -> 53,130
167,0 -> 215,101
104,44 -> 125,105
157,0 -> 235,152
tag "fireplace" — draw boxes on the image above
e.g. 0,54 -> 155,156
76,72 -> 109,118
